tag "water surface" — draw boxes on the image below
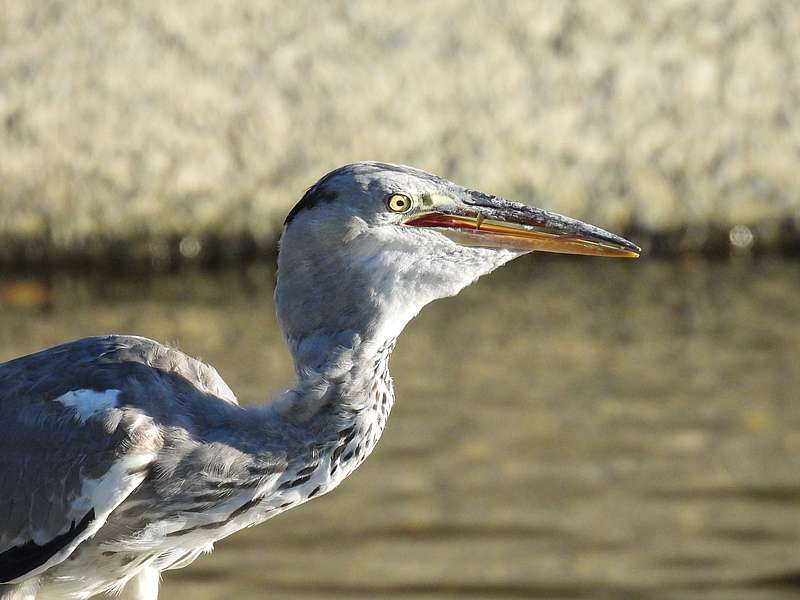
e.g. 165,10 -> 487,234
1,257 -> 799,599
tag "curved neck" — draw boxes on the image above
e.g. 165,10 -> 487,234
273,336 -> 396,427
270,221 -> 516,448
264,338 -> 396,490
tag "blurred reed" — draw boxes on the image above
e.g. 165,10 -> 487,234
2,1 -> 799,266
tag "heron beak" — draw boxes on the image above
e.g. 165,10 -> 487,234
403,192 -> 640,258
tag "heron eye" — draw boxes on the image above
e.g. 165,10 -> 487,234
387,193 -> 412,213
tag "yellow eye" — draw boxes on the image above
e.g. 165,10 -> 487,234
387,193 -> 412,213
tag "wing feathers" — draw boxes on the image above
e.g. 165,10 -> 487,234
0,509 -> 95,583
0,335 -> 239,583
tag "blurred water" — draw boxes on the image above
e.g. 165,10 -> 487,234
1,257 -> 799,599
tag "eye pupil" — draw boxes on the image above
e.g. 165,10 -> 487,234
388,194 -> 411,213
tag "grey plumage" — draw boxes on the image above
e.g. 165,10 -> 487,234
0,162 -> 639,600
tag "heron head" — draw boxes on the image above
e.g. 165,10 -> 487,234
276,162 -> 639,365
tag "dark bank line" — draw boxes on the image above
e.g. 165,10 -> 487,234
2,223 -> 800,272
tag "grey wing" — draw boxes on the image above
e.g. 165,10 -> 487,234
0,336 -> 218,583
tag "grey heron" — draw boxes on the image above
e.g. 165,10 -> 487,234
0,162 -> 639,600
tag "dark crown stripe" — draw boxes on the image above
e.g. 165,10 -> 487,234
284,166 -> 348,225
283,162 -> 448,226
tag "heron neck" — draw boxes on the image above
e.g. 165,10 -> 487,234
247,337 -> 396,505
271,335 -> 397,442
